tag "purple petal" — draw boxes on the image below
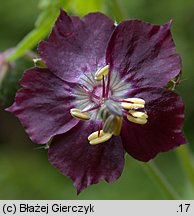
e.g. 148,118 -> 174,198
106,20 -> 181,88
48,121 -> 125,194
6,68 -> 78,144
38,10 -> 115,82
121,87 -> 187,162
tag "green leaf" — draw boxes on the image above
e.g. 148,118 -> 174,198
35,9 -> 52,27
7,9 -> 59,62
6,0 -> 67,62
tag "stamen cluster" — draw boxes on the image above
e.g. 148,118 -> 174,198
70,65 -> 148,145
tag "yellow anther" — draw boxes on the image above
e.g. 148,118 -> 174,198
127,114 -> 148,125
121,98 -> 145,109
70,108 -> 90,121
88,130 -> 103,141
88,130 -> 112,145
123,98 -> 148,125
122,103 -> 144,109
128,110 -> 148,119
95,65 -> 109,81
126,98 -> 145,104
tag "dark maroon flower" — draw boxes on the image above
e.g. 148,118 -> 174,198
6,10 -> 186,193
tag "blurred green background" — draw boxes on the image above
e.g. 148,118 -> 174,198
0,0 -> 194,199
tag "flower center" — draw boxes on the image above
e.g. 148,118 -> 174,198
70,65 -> 148,145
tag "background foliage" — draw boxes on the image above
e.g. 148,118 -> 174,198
0,0 -> 194,199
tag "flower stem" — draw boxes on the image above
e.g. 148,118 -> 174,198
142,161 -> 180,199
176,145 -> 194,189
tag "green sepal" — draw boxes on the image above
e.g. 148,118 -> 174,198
165,73 -> 182,91
33,58 -> 47,68
0,57 -> 33,107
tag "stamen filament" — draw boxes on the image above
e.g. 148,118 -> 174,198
111,98 -> 133,104
102,75 -> 106,98
122,109 -> 129,115
79,84 -> 100,100
82,104 -> 102,113
105,64 -> 111,98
